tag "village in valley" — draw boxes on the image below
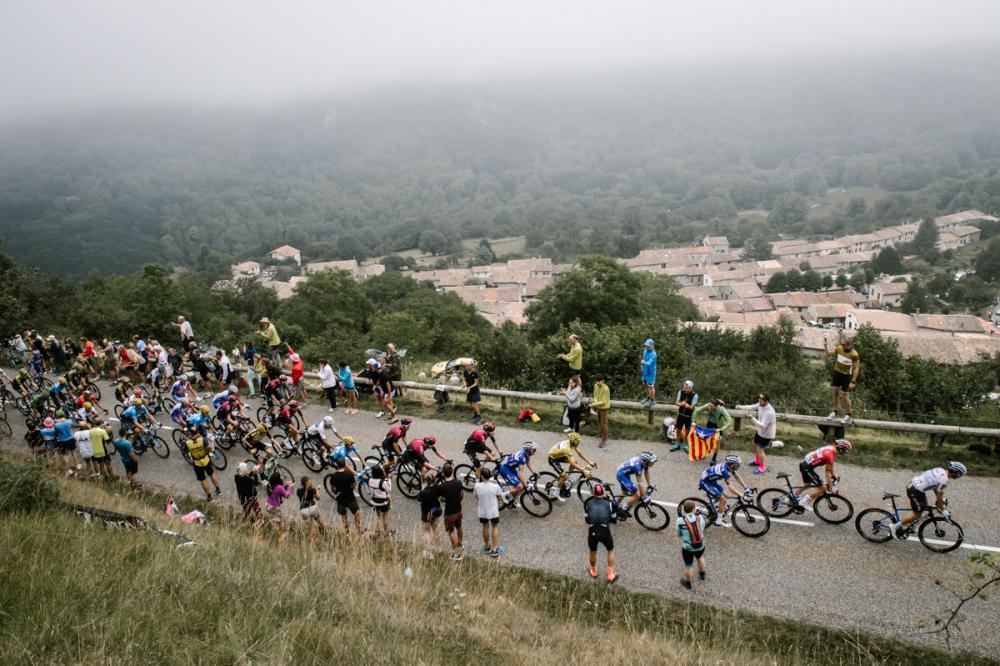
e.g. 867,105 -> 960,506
225,209 -> 1000,365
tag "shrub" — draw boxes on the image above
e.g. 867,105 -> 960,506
0,458 -> 60,514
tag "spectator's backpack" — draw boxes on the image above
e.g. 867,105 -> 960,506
682,512 -> 703,548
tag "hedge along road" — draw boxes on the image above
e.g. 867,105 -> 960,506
6,381 -> 999,656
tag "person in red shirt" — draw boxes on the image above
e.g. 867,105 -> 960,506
285,345 -> 307,405
276,400 -> 307,441
463,422 -> 504,475
380,418 -> 412,467
797,439 -> 852,509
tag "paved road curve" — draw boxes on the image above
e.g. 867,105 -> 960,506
7,383 -> 998,656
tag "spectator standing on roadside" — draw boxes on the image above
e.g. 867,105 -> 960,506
557,334 -> 583,381
737,392 -> 777,475
297,476 -> 325,541
438,463 -> 465,561
235,462 -> 263,525
385,343 -> 402,394
338,362 -> 358,414
256,317 -> 282,367
418,470 -> 442,559
592,374 -> 611,448
329,458 -> 362,533
462,361 -> 482,425
243,342 -> 260,397
584,483 -> 618,583
114,429 -> 140,489
824,335 -> 860,425
677,499 -> 707,589
692,399 -> 733,465
285,345 -> 307,405
640,338 -> 657,407
671,380 -> 699,453
562,375 -> 583,434
318,358 -> 338,412
173,316 -> 195,348
47,335 -> 68,372
166,347 -> 183,379
474,468 -> 504,557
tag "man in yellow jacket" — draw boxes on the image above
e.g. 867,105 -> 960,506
256,317 -> 282,366
592,374 -> 611,448
557,334 -> 583,381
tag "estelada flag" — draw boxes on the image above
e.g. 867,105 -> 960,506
688,425 -> 719,462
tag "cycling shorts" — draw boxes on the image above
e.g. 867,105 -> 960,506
907,485 -> 929,513
549,455 -> 573,473
799,461 -> 822,487
499,464 -> 521,488
464,439 -> 488,456
698,478 -> 724,499
616,469 -> 638,495
381,442 -> 398,461
399,450 -> 425,468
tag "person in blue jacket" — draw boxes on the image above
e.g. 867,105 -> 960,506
641,339 -> 657,407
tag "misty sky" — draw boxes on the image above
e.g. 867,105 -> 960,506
2,0 -> 998,123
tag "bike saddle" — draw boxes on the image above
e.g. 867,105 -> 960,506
882,493 -> 899,500
776,472 -> 790,479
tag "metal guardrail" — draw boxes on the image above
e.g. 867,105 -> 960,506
246,366 -> 1000,443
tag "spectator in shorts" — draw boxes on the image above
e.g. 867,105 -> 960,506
592,374 -> 611,448
285,345 -> 307,405
338,362 -> 358,414
437,463 -> 464,560
329,458 -> 361,533
114,429 -> 140,489
677,499 -> 707,589
74,424 -> 96,478
297,476 -> 325,541
584,483 -> 618,583
474,468 -> 504,557
368,465 -> 392,536
53,414 -> 78,476
88,422 -> 116,480
418,470 -> 443,559
737,392 -> 777,475
185,430 -> 222,501
235,462 -> 263,525
824,335 -> 860,425
462,361 -> 482,425
265,472 -> 294,542
671,380 -> 698,453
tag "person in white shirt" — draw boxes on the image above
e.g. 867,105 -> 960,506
172,316 -> 195,347
737,393 -> 777,475
474,468 -> 505,557
317,358 -> 339,412
892,462 -> 966,537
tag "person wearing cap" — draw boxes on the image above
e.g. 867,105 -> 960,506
692,399 -> 734,465
256,317 -> 282,366
584,483 -> 618,583
557,334 -> 583,381
462,361 -> 482,425
671,380 -> 699,453
737,392 -> 777,475
172,315 -> 195,348
641,339 -> 657,408
284,344 -> 307,405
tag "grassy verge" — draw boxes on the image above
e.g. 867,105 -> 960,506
1,456 -> 990,665
354,389 -> 1000,476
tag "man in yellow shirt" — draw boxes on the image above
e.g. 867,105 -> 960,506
256,317 -> 282,366
824,336 -> 861,425
592,374 -> 611,448
557,334 -> 583,381
186,430 -> 222,502
547,432 -> 597,502
88,422 -> 115,480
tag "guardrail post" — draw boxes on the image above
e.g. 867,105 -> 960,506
500,396 -> 508,411
733,417 -> 742,432
647,409 -> 654,426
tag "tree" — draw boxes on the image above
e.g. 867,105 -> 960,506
418,229 -> 449,256
802,270 -> 823,292
798,261 -> 812,272
380,255 -> 410,272
849,271 -> 867,291
901,278 -> 930,314
870,247 -> 904,275
822,275 -> 834,290
767,193 -> 809,229
335,235 -> 370,261
473,239 -> 495,266
526,255 -> 643,339
911,216 -> 940,257
835,273 -> 848,289
765,271 -> 788,293
974,236 -> 1000,282
743,229 -> 773,261
784,268 -> 804,291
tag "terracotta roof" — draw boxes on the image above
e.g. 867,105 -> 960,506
269,245 -> 300,257
767,291 -> 822,309
885,333 -> 1000,364
912,314 -> 992,335
704,236 -> 729,246
728,282 -> 765,299
679,286 -> 716,302
232,261 -> 260,273
723,297 -> 774,313
873,282 -> 909,296
807,303 -> 853,320
935,209 -> 997,227
847,309 -> 917,333
305,260 -> 358,275
950,225 -> 981,237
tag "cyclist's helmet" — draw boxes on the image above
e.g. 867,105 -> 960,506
322,416 -> 335,427
279,374 -> 288,382
43,417 -> 54,428
568,432 -> 582,446
342,435 -> 355,446
948,461 -> 967,478
227,385 -> 238,394
83,401 -> 92,410
483,422 -> 496,433
133,389 -> 143,397
834,439 -> 852,453
424,435 -> 437,447
59,376 -> 67,384
198,405 -> 210,414
400,417 -> 412,426
724,454 -> 741,468
640,451 -> 657,465
132,398 -> 144,406
593,483 -> 605,497
288,400 -> 298,408
178,376 -> 188,385
522,441 -> 537,453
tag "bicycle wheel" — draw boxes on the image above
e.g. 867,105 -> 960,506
534,471 -> 560,497
114,404 -> 124,419
454,463 -> 477,491
813,494 -> 854,525
0,418 -> 11,438
256,406 -> 270,424
730,503 -> 770,538
211,448 -> 228,471
364,455 -> 382,470
676,496 -> 714,520
172,428 -> 187,449
519,490 -> 552,517
396,467 -> 422,499
575,475 -> 603,502
301,442 -> 326,472
84,382 -> 102,400
756,488 -> 796,518
918,517 -> 964,553
633,501 -> 670,531
215,430 -> 236,451
151,435 -> 169,459
272,463 -> 293,485
16,398 -> 31,416
323,473 -> 338,500
854,508 -> 895,544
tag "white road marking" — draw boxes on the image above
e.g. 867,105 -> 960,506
910,537 -> 1000,554
649,498 -> 817,527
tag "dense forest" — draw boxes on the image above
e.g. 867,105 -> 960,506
2,49 -> 1000,279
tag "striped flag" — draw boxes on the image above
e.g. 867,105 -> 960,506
687,425 -> 719,462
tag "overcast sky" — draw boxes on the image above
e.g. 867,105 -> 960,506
1,0 -> 998,123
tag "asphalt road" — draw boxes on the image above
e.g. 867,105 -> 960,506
6,382 -> 999,656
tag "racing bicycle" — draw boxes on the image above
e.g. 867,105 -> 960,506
676,487 -> 771,538
130,422 -> 169,459
757,472 -> 854,524
854,492 -> 963,553
535,465 -> 603,503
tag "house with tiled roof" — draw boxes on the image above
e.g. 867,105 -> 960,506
912,314 -> 993,337
267,245 -> 301,266
870,282 -> 909,307
935,209 -> 998,232
231,261 -> 261,278
845,309 -> 917,333
806,303 -> 853,327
